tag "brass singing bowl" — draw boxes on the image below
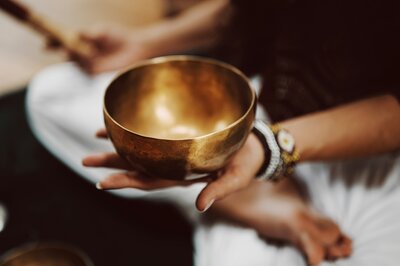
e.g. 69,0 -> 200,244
104,56 -> 256,180
0,243 -> 93,266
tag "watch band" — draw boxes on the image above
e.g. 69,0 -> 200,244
252,120 -> 299,181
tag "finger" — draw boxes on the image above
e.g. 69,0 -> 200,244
74,58 -> 98,76
82,153 -> 131,170
98,172 -> 197,190
45,38 -> 62,50
97,171 -> 146,190
195,133 -> 265,211
96,128 -> 108,139
70,36 -> 127,74
66,45 -> 99,75
196,167 -> 251,212
69,53 -> 110,75
85,52 -> 130,74
79,31 -> 109,48
84,58 -> 112,74
67,51 -> 90,69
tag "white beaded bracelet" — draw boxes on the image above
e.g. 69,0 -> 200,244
252,120 -> 299,181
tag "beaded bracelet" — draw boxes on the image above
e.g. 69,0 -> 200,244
252,120 -> 299,181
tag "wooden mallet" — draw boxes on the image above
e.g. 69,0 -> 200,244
0,0 -> 94,57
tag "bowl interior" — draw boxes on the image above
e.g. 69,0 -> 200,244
105,58 -> 254,140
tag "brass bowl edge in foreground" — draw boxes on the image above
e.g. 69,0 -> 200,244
0,242 -> 93,266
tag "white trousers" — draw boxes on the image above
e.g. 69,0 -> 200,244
27,63 -> 400,266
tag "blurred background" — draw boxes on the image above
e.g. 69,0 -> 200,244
0,1 -> 196,265
0,0 -> 165,95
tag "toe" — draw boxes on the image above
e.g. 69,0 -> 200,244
327,234 -> 353,260
298,213 -> 340,246
340,235 -> 353,257
299,232 -> 325,266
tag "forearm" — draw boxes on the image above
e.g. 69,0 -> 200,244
142,0 -> 229,56
281,94 -> 400,161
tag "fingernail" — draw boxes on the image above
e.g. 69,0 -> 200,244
200,199 -> 215,213
96,182 -> 103,190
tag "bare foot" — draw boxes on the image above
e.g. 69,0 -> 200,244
210,178 -> 352,265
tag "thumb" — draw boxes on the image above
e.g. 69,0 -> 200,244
196,167 -> 251,212
80,30 -> 108,44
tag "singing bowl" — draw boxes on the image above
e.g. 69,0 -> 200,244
104,56 -> 256,180
0,243 -> 93,266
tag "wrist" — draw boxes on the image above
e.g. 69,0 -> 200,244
137,20 -> 185,57
248,133 -> 268,176
250,130 -> 271,178
127,27 -> 163,59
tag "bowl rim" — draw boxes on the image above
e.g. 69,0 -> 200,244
0,242 -> 94,265
103,55 -> 256,141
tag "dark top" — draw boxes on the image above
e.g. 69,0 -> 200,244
220,0 -> 400,121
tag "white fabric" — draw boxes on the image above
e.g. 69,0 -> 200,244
26,63 -> 400,266
194,154 -> 400,266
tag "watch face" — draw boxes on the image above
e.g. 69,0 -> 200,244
277,129 -> 295,154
